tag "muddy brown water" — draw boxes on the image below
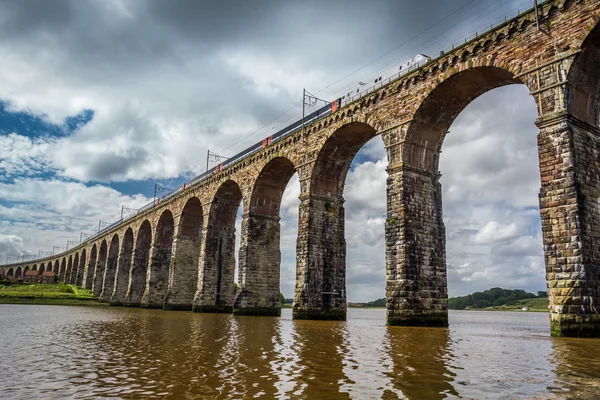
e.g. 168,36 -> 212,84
1,305 -> 599,399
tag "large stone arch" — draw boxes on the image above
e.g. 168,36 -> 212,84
15,267 -> 22,278
53,260 -> 59,276
384,66 -> 532,327
235,156 -> 297,316
8,268 -> 14,277
24,266 -> 30,274
165,196 -> 204,310
31,264 -> 37,271
194,179 -> 242,313
99,235 -> 120,302
294,122 -> 379,320
142,210 -> 174,308
402,66 -> 524,170
39,264 -> 45,274
125,220 -> 152,307
110,228 -> 134,306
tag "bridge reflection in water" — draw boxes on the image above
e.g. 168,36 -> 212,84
1,306 -> 600,399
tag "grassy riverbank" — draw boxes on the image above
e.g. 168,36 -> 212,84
0,283 -> 104,306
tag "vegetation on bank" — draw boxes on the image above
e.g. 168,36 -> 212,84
449,287 -> 548,311
0,283 -> 103,305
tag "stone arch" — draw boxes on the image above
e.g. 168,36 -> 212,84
403,66 -> 525,171
7,268 -> 14,277
100,235 -> 119,302
93,240 -> 108,297
71,253 -> 79,285
39,264 -> 45,274
235,156 -> 298,315
567,20 -> 600,127
194,180 -> 242,312
59,258 -> 66,281
24,266 -> 30,274
66,256 -> 73,284
53,260 -> 59,276
110,228 -> 134,306
142,210 -> 174,308
32,265 -> 37,271
125,220 -> 152,307
76,249 -> 86,286
15,267 -> 22,278
85,244 -> 98,289
385,65 -> 539,327
164,196 -> 204,310
293,122 -> 380,320
311,122 -> 378,198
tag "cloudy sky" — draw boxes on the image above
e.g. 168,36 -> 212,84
0,0 -> 545,301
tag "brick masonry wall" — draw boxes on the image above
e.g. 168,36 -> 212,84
235,213 -> 282,316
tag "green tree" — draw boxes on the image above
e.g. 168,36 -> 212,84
280,292 -> 285,305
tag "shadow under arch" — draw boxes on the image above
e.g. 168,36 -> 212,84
92,240 -> 108,297
567,20 -> 600,127
85,244 -> 98,289
235,156 -> 297,316
110,228 -> 134,306
387,66 -> 534,327
294,122 -> 379,321
59,258 -> 66,282
194,179 -> 242,313
76,249 -> 86,286
142,210 -> 174,308
125,220 -> 152,307
165,196 -> 204,310
99,234 -> 120,302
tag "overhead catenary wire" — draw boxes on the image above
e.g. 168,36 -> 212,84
23,0 -> 551,261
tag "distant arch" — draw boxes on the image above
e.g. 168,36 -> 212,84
100,235 -> 120,302
77,249 -> 86,286
39,264 -> 45,274
72,253 -> 80,285
111,228 -> 134,306
142,211 -> 174,308
66,256 -> 73,284
32,265 -> 37,271
59,258 -> 67,282
93,240 -> 108,297
85,244 -> 98,289
7,268 -> 14,277
15,267 -> 22,278
126,221 -> 152,307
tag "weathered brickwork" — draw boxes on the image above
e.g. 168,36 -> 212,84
110,229 -> 133,306
6,0 -> 600,337
99,236 -> 119,302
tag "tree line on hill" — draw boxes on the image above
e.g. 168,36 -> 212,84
448,287 -> 547,310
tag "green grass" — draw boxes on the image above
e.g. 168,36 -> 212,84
481,298 -> 548,312
0,283 -> 101,305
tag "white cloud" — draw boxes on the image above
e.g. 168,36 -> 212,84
472,221 -> 520,245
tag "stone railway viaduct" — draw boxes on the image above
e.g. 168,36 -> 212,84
3,0 -> 600,337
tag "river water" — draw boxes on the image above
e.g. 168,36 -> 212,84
1,306 -> 599,399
